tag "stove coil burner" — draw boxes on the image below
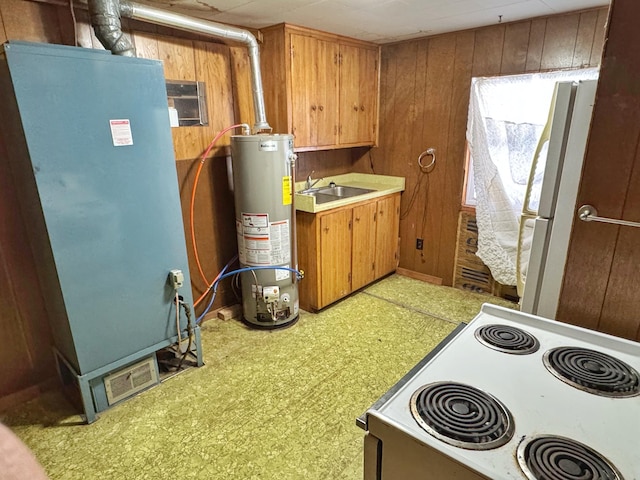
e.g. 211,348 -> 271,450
517,435 -> 623,480
409,381 -> 514,450
544,347 -> 640,397
474,324 -> 540,355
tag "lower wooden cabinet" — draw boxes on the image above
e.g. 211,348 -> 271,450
296,193 -> 400,311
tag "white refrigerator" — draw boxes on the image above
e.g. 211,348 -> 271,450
518,79 -> 598,318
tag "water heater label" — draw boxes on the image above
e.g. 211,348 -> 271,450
109,119 -> 133,146
269,219 -> 291,266
259,140 -> 278,152
275,264 -> 290,281
282,176 -> 292,206
238,214 -> 291,266
240,213 -> 271,265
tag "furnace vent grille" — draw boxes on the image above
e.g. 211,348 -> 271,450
104,356 -> 159,406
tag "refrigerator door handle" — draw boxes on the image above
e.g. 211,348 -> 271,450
516,212 -> 536,297
522,86 -> 558,217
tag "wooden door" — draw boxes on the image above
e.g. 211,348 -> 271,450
375,195 -> 401,278
358,46 -> 379,144
290,33 -> 338,148
290,33 -> 316,147
320,209 -> 352,307
315,38 -> 339,147
339,43 -> 360,144
557,1 -> 640,341
351,202 -> 377,291
339,44 -> 379,145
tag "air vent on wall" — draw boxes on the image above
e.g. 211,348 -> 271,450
166,80 -> 209,127
104,356 -> 159,406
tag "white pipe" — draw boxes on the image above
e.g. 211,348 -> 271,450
119,1 -> 271,133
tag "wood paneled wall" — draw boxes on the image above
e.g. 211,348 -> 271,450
558,0 -> 640,342
369,8 -> 608,286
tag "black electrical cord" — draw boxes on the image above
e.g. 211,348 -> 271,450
401,170 -> 427,220
176,297 -> 194,371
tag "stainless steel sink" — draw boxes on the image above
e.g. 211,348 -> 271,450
299,185 -> 375,204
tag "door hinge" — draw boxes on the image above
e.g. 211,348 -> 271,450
374,212 -> 377,221
348,220 -> 352,230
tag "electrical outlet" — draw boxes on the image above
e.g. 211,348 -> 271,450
416,238 -> 424,250
169,269 -> 184,289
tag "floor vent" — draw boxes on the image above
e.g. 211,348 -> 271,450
104,357 -> 158,406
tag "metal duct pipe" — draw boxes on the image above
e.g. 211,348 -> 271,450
88,0 -> 136,57
119,1 -> 271,132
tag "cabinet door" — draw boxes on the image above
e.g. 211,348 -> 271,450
351,202 -> 377,291
290,33 -> 338,148
290,33 -> 315,147
315,38 -> 339,146
320,209 -> 352,307
374,195 -> 401,278
339,44 -> 379,145
339,43 -> 360,145
358,46 -> 379,144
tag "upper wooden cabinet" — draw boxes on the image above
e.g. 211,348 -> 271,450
259,24 -> 380,151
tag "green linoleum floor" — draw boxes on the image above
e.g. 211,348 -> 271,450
1,274 -> 517,480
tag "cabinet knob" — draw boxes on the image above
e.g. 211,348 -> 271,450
319,105 -> 324,112
311,105 -> 317,111
379,210 -> 384,216
360,105 -> 365,111
355,217 -> 360,222
353,105 -> 358,111
323,226 -> 329,233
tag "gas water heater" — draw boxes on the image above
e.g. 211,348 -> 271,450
231,134 -> 299,328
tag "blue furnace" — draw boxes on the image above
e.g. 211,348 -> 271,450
0,41 -> 203,422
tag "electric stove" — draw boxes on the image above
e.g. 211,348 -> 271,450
360,304 -> 640,479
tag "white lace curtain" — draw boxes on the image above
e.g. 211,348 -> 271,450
466,68 -> 598,286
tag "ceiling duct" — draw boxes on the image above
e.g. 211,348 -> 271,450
86,0 -> 270,131
87,0 -> 136,57
87,0 -> 271,132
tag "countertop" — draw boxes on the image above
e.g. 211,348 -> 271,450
294,173 -> 405,213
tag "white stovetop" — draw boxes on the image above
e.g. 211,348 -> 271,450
367,304 -> 640,479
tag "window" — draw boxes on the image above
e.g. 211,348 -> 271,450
464,68 -> 598,286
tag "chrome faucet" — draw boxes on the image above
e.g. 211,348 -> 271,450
306,171 -> 323,190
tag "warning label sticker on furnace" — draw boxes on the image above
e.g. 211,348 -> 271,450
239,214 -> 290,266
109,119 -> 133,146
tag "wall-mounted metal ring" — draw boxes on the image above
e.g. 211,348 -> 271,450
418,148 -> 436,169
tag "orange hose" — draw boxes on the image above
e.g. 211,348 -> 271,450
190,124 -> 247,306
